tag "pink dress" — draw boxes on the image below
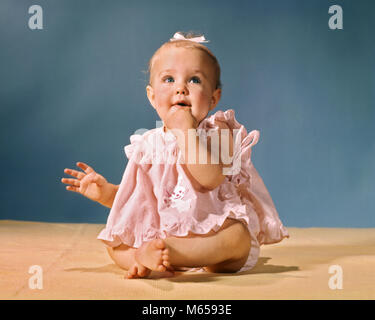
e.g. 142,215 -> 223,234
97,109 -> 289,272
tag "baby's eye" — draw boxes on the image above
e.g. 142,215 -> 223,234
189,76 -> 201,84
163,76 -> 174,83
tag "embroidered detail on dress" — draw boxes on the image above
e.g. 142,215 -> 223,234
163,176 -> 191,213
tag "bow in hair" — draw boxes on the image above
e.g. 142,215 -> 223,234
170,32 -> 209,43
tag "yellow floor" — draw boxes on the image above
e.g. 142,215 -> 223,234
0,220 -> 374,299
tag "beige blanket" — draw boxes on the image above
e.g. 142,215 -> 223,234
0,220 -> 374,299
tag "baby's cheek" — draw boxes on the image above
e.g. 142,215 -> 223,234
197,89 -> 213,104
153,85 -> 170,100
155,94 -> 168,106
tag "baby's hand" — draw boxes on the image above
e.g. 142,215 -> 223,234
61,162 -> 110,204
164,106 -> 198,131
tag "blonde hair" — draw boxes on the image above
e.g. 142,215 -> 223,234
147,32 -> 222,89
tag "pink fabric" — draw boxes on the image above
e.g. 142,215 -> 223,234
97,109 -> 289,271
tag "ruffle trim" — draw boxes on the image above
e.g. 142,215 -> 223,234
124,128 -> 181,164
98,202 -> 253,249
258,217 -> 290,245
123,109 -> 260,171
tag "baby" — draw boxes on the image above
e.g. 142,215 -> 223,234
61,32 -> 289,279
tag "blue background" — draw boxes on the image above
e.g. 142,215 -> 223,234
1,0 -> 374,227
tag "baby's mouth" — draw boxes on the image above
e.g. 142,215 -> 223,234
173,102 -> 191,108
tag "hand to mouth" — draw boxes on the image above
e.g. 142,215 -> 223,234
165,103 -> 198,131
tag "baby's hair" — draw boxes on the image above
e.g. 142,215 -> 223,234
147,31 -> 222,90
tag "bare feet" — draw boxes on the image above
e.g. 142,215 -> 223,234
135,239 -> 173,275
125,262 -> 151,279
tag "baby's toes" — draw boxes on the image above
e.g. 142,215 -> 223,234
154,239 -> 166,250
137,264 -> 151,278
157,264 -> 167,272
125,265 -> 138,279
162,254 -> 170,268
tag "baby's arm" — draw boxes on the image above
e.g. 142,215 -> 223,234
176,121 -> 233,191
98,183 -> 119,208
61,162 -> 119,208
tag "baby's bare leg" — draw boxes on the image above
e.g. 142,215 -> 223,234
107,218 -> 251,277
164,218 -> 251,273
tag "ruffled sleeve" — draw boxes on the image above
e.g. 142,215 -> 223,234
124,134 -> 143,159
123,129 -> 157,164
199,109 -> 289,245
123,128 -> 181,165
198,109 -> 259,177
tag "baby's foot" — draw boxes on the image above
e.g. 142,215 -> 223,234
135,239 -> 173,274
125,262 -> 151,279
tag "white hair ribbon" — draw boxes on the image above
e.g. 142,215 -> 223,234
170,32 -> 209,43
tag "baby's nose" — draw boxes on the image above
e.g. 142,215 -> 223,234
176,85 -> 188,95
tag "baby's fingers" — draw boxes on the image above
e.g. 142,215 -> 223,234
76,162 -> 95,174
61,178 -> 80,187
65,185 -> 80,193
64,168 -> 85,180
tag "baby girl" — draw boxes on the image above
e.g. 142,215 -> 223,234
61,31 -> 289,279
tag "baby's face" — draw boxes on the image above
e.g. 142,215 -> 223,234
147,46 -> 221,126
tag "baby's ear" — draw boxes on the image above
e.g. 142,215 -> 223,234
146,85 -> 156,110
209,88 -> 221,111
